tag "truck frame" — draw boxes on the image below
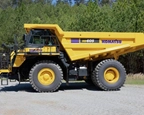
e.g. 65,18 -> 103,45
0,24 -> 144,92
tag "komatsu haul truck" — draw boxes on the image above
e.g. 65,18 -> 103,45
0,24 -> 143,92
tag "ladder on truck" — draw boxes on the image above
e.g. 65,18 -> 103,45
0,53 -> 16,85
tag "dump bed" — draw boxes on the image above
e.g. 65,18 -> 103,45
24,24 -> 144,61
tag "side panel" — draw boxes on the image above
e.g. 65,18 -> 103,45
0,69 -> 11,74
24,47 -> 57,53
13,55 -> 26,67
59,32 -> 144,61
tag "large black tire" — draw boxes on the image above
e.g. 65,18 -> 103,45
29,60 -> 63,92
91,59 -> 126,91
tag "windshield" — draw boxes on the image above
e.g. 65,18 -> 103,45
29,35 -> 43,44
27,29 -> 58,46
29,35 -> 56,46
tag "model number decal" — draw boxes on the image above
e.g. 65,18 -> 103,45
80,39 -> 99,43
86,39 -> 94,43
102,40 -> 122,44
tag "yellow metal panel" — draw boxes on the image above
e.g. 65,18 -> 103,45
61,34 -> 143,61
43,47 -> 57,52
24,24 -> 64,37
24,47 -> 57,53
40,53 -> 59,55
10,51 -> 15,61
89,44 -> 130,56
13,55 -> 26,67
17,53 -> 25,55
0,69 -> 11,74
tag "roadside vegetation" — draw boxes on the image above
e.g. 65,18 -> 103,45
126,73 -> 144,85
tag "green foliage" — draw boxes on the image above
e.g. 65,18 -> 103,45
0,0 -> 13,9
0,0 -> 144,73
126,73 -> 144,85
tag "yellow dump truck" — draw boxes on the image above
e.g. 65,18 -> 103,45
0,24 -> 144,92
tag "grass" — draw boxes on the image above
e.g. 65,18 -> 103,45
125,73 -> 144,85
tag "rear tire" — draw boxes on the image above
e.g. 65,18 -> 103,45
29,60 -> 63,92
91,59 -> 126,91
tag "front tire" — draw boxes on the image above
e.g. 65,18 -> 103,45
92,59 -> 126,91
29,60 -> 63,92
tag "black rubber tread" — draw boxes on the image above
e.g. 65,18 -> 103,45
91,59 -> 126,91
29,60 -> 63,92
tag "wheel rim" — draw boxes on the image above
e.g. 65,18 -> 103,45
38,68 -> 55,85
104,67 -> 119,84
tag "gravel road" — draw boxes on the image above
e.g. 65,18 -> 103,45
0,80 -> 144,115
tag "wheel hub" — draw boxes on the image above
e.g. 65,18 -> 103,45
38,68 -> 55,85
43,74 -> 49,81
104,67 -> 119,83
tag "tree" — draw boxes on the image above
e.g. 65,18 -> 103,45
0,0 -> 12,9
74,0 -> 87,5
0,0 -> 144,73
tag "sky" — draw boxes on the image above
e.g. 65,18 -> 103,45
51,0 -> 116,5
51,0 -> 90,5
52,0 -> 74,4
